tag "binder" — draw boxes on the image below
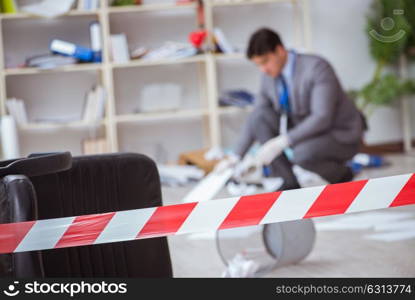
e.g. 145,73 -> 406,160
50,39 -> 94,62
89,21 -> 102,62
1,0 -> 17,14
110,34 -> 130,63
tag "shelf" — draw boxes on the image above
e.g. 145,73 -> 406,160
4,63 -> 102,76
108,2 -> 196,14
18,120 -> 104,131
5,56 -> 205,77
0,10 -> 99,20
0,2 -> 199,19
218,106 -> 253,115
116,109 -> 208,123
0,0 -> 287,19
211,0 -> 291,7
5,55 -> 205,75
214,53 -> 246,61
111,54 -> 206,69
4,54 -> 244,76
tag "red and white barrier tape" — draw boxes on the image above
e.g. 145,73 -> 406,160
0,173 -> 414,254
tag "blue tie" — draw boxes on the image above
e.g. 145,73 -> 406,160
279,75 -> 290,114
279,75 -> 295,161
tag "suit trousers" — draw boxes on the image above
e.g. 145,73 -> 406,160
235,107 -> 360,185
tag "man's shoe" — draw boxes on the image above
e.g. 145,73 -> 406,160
336,166 -> 354,183
278,180 -> 301,191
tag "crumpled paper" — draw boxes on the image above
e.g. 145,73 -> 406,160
222,253 -> 260,278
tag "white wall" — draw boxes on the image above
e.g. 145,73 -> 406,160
309,0 -> 415,145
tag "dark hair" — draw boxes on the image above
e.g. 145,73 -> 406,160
246,28 -> 283,59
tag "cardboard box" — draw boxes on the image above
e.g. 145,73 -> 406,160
178,148 -> 220,174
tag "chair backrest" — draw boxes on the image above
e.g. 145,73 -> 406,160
1,153 -> 172,278
0,175 -> 44,277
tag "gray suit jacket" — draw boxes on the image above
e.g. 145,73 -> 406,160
235,53 -> 364,157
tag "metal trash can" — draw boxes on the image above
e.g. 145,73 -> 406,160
216,219 -> 316,277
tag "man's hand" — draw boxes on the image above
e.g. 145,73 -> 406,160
213,154 -> 240,174
255,135 -> 290,166
233,155 -> 258,178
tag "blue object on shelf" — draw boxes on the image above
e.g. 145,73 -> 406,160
50,39 -> 94,62
92,51 -> 102,63
90,21 -> 102,63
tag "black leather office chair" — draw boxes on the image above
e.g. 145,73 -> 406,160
0,152 -> 172,278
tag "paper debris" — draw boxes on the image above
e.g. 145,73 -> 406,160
222,253 -> 260,278
316,210 -> 415,242
365,230 -> 415,242
182,168 -> 233,203
158,164 -> 204,187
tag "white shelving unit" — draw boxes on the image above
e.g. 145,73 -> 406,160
0,0 -> 311,162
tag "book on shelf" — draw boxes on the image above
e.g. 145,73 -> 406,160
213,28 -> 235,54
26,54 -> 77,69
5,98 -> 28,125
77,0 -> 99,11
110,34 -> 130,63
82,85 -> 106,123
7,85 -> 106,127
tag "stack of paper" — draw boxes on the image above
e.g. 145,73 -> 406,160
26,54 -> 77,69
214,28 -> 235,54
141,42 -> 197,61
158,165 -> 205,187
